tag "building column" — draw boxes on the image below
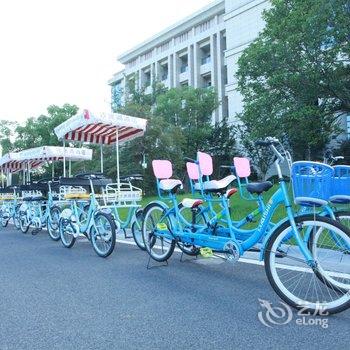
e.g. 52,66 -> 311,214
188,45 -> 194,86
168,54 -> 174,88
216,32 -> 224,121
122,75 -> 127,104
173,53 -> 178,88
138,69 -> 142,89
210,34 -> 219,122
193,43 -> 200,88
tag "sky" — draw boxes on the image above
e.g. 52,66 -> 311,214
0,0 -> 213,123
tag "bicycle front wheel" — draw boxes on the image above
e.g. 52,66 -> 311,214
59,218 -> 76,248
265,215 -> 350,315
13,204 -> 21,230
142,203 -> 175,262
47,206 -> 61,241
20,214 -> 30,234
90,212 -> 116,258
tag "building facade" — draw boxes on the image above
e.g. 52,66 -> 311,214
109,0 -> 269,123
109,0 -> 349,140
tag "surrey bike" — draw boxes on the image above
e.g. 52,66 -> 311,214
58,173 -> 116,258
0,186 -> 21,229
18,179 -> 62,237
142,137 -> 350,314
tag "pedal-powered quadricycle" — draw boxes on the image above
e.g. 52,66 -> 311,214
54,110 -> 147,250
15,146 -> 92,237
0,151 -> 23,229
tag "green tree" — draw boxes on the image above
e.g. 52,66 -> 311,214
155,86 -> 219,158
15,104 -> 78,150
236,0 -> 350,160
0,120 -> 17,155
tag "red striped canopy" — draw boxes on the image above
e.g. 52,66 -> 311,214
0,153 -> 23,173
54,110 -> 147,145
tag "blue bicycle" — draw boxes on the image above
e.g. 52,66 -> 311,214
142,137 -> 350,314
58,173 -> 116,258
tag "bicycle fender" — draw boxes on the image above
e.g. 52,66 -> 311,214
143,200 -> 170,212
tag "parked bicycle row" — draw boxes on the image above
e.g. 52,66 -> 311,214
0,110 -> 349,315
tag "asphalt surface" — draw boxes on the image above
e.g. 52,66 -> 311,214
0,226 -> 349,350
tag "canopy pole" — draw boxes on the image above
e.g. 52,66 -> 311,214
116,129 -> 120,189
69,159 -> 72,177
100,144 -> 104,174
63,140 -> 66,177
27,162 -> 31,183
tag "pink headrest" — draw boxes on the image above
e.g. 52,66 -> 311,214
152,160 -> 173,179
186,162 -> 200,180
233,157 -> 251,178
198,151 -> 213,176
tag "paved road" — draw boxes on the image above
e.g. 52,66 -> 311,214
0,226 -> 349,350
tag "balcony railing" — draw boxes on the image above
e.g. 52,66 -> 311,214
201,56 -> 211,65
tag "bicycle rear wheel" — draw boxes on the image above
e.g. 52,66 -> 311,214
176,203 -> 206,256
131,209 -> 145,250
265,215 -> 350,315
142,203 -> 175,262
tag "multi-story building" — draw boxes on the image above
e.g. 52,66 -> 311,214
109,0 -> 269,123
109,0 -> 350,140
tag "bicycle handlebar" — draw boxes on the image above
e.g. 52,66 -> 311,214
255,137 -> 279,147
184,157 -> 198,164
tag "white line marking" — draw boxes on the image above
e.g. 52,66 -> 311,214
7,223 -> 350,279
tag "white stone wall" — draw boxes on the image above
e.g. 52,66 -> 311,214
224,0 -> 270,122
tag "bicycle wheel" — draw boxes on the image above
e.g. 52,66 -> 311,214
47,206 -> 61,241
265,215 -> 350,314
90,212 -> 116,258
142,202 -> 175,262
176,203 -> 205,256
13,204 -> 21,230
19,213 -> 30,234
131,210 -> 145,250
308,211 -> 350,292
59,218 -> 76,248
1,215 -> 9,228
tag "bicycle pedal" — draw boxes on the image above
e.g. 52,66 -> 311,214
200,247 -> 213,258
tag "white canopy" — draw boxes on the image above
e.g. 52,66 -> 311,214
54,110 -> 147,145
18,146 -> 93,166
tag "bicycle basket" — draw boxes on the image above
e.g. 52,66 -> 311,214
330,165 -> 350,204
291,161 -> 334,207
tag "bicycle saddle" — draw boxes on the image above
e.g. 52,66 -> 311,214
159,179 -> 183,192
246,181 -> 273,195
194,175 -> 236,193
